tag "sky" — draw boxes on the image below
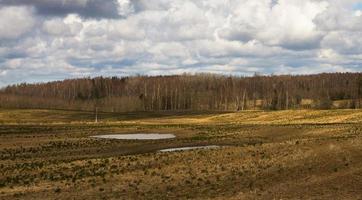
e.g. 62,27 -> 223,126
0,0 -> 362,87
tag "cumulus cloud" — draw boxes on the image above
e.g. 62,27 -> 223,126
315,1 -> 362,31
42,14 -> 83,36
218,0 -> 328,50
0,0 -> 362,87
0,6 -> 35,39
321,31 -> 362,55
116,0 -> 135,16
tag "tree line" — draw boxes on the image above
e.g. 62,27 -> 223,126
1,73 -> 362,112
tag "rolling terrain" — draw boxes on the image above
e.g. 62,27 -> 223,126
1,109 -> 362,199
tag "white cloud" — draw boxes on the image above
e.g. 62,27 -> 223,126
219,0 -> 328,50
321,31 -> 362,54
355,10 -> 362,17
318,48 -> 341,61
43,19 -> 71,36
315,1 -> 362,32
117,0 -> 135,16
42,14 -> 83,36
0,0 -> 362,87
0,6 -> 35,39
0,70 -> 7,76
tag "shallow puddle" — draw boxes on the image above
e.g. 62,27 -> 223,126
90,133 -> 176,140
159,145 -> 220,152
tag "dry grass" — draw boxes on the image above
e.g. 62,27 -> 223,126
0,109 -> 362,199
128,109 -> 362,125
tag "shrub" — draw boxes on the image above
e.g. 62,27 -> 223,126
54,187 -> 61,193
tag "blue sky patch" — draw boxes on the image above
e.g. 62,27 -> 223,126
353,2 -> 362,10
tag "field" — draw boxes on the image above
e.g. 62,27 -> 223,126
1,109 -> 362,199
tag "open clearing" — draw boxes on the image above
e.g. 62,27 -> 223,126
1,109 -> 362,199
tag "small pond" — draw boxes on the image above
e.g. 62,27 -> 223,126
159,145 -> 220,152
90,133 -> 176,140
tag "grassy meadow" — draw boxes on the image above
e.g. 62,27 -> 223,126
1,109 -> 362,199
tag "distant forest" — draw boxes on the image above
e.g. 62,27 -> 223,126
1,73 -> 362,112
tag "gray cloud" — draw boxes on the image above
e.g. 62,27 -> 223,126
0,0 -> 122,18
0,0 -> 362,87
